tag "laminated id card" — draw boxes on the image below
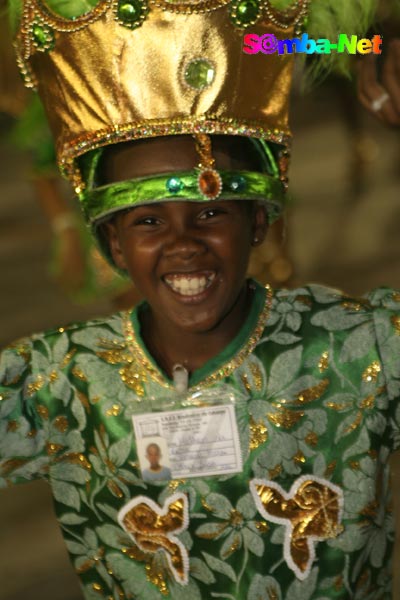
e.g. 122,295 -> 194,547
133,404 -> 243,481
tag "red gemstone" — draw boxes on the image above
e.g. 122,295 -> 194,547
198,169 -> 222,199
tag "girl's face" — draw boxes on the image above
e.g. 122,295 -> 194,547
104,136 -> 268,334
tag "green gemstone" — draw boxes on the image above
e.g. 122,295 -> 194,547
117,0 -> 142,23
166,177 -> 184,194
184,59 -> 215,90
32,23 -> 53,48
234,0 -> 260,25
229,175 -> 247,192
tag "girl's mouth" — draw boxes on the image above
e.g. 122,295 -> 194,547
163,272 -> 216,297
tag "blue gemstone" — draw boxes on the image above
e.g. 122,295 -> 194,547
166,177 -> 184,193
229,175 -> 247,192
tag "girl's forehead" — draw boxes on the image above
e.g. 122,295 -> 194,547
101,135 -> 263,184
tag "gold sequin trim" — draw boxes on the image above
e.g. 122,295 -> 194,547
360,395 -> 375,410
295,378 -> 329,405
72,366 -> 87,381
7,421 -> 19,432
362,361 -> 381,382
46,442 -> 64,455
106,404 -> 122,417
60,349 -> 77,369
54,416 -> 68,432
344,410 -> 362,434
250,361 -> 263,391
318,351 -> 329,373
149,0 -> 230,13
293,450 -> 305,464
268,464 -> 282,479
62,118 -> 290,193
122,285 -> 273,391
267,407 -> 303,429
26,374 -> 46,396
36,403 -> 49,419
264,0 -> 308,30
249,416 -> 268,450
305,431 -> 318,446
391,315 -> 400,335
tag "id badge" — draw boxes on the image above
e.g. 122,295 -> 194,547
132,389 -> 243,481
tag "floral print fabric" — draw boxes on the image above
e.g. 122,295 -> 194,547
1,281 -> 399,599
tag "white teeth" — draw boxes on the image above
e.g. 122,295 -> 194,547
164,273 -> 215,296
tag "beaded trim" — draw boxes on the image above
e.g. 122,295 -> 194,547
149,0 -> 231,13
61,116 -> 290,193
17,0 -> 308,27
264,0 -> 309,31
121,284 -> 273,392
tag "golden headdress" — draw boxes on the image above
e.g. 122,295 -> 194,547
10,0 -> 378,225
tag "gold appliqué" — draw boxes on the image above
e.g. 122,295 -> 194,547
72,366 -> 88,381
106,404 -> 122,417
267,407 -> 304,429
95,339 -> 147,395
54,416 -> 68,432
27,374 -> 46,396
295,378 -> 329,405
250,475 -> 344,580
249,362 -> 263,391
36,404 -> 49,419
362,361 -> 381,383
318,351 -> 329,373
305,432 -> 318,447
249,416 -> 268,450
391,315 -> 400,335
118,493 -> 189,585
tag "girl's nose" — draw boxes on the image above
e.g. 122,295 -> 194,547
162,227 -> 206,260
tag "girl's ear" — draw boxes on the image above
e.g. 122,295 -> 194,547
251,204 -> 268,246
103,221 -> 127,270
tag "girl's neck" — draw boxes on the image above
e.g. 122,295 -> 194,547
141,283 -> 253,378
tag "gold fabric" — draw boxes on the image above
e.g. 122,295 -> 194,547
16,0 -> 307,191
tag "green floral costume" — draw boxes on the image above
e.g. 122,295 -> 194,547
1,280 -> 399,599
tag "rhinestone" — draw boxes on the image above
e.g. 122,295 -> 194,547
166,177 -> 184,193
198,169 -> 222,199
232,0 -> 261,26
184,59 -> 215,90
117,0 -> 145,26
229,175 -> 247,192
32,23 -> 54,49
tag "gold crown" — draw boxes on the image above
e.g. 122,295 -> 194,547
15,0 -> 308,192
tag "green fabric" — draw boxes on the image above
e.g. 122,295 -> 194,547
1,280 -> 400,598
82,170 -> 285,225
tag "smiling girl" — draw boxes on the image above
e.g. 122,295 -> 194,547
2,0 -> 400,598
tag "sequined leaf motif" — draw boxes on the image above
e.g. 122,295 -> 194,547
118,493 -> 189,585
250,475 -> 344,580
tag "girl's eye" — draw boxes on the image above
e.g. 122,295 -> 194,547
199,208 -> 225,220
134,216 -> 160,226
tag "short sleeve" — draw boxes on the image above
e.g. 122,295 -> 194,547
0,339 -> 49,486
367,288 -> 400,453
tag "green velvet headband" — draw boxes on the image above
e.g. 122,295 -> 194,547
79,138 -> 286,225
83,169 -> 285,224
